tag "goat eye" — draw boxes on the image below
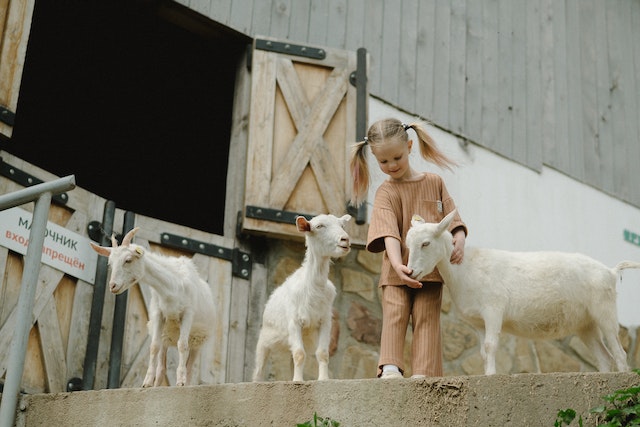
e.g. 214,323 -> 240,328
422,242 -> 430,248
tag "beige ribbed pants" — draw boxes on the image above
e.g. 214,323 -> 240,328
377,282 -> 443,377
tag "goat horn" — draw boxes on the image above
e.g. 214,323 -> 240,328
121,227 -> 140,247
110,234 -> 118,248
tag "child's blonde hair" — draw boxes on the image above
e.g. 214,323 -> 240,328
349,117 -> 456,205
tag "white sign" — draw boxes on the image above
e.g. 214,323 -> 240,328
0,207 -> 98,284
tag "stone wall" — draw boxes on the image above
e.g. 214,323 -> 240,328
262,240 -> 639,380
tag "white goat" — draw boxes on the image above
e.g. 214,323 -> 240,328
406,210 -> 640,375
253,214 -> 351,382
90,227 -> 215,387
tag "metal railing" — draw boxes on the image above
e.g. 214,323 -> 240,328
0,175 -> 76,427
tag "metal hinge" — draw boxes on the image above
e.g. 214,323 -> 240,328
255,39 -> 326,60
245,205 -> 314,225
160,233 -> 252,280
0,157 -> 70,205
0,106 -> 15,126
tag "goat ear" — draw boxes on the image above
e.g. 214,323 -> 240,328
411,214 -> 426,227
295,216 -> 311,232
436,210 -> 457,235
121,227 -> 140,247
90,242 -> 112,257
340,214 -> 351,224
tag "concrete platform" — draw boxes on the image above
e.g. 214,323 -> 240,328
9,372 -> 640,426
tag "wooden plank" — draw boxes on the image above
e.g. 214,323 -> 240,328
200,254 -> 233,383
206,0 -> 231,25
188,0 -> 211,18
308,0 -> 329,45
525,0 -> 542,170
242,261 -> 269,381
510,0 -> 527,165
224,52 -> 252,239
326,0 -> 348,49
496,0 -> 513,159
245,48 -> 277,207
38,297 -> 67,392
539,0 -> 556,167
66,280 -> 92,382
550,0 -> 570,171
0,0 -> 35,138
464,0 -> 483,142
287,0 -> 311,43
269,0 -> 291,39
616,0 -> 638,203
448,0 -> 466,136
578,0 -> 601,186
379,0 -> 401,103
364,1 -> 384,97
345,0 -> 365,50
0,0 -> 9,38
415,0 -> 437,122
565,0 -> 585,181
0,265 -> 64,378
398,0 -> 419,112
481,0 -> 499,152
120,335 -> 150,388
228,0 -> 255,34
593,0 -> 614,194
432,0 -> 451,127
251,0 -> 273,36
606,1 -> 632,199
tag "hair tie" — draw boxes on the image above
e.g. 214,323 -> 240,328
363,136 -> 369,145
401,123 -> 411,131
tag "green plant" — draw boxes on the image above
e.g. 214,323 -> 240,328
297,412 -> 340,427
556,369 -> 640,426
555,408 -> 582,427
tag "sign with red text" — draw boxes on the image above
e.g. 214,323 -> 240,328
0,207 -> 98,284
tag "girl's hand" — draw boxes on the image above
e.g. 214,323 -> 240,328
450,229 -> 466,264
394,264 -> 423,288
384,236 -> 423,288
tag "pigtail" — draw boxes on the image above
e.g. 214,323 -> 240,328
410,122 -> 457,171
349,139 -> 370,206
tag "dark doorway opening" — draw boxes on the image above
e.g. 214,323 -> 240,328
2,1 -> 250,235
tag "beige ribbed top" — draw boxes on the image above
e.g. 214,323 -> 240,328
366,172 -> 467,286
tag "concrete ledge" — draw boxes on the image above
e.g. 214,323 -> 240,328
11,372 -> 640,426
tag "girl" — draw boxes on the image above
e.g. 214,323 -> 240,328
350,117 -> 467,378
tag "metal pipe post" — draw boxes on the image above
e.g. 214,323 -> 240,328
0,192 -> 52,427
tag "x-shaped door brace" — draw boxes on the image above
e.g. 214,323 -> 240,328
267,57 -> 350,215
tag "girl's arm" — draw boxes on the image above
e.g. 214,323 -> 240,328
384,236 -> 423,288
450,227 -> 466,264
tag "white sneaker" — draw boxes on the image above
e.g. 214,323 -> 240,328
410,375 -> 426,379
380,371 -> 403,379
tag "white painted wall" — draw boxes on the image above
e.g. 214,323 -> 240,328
367,100 -> 640,327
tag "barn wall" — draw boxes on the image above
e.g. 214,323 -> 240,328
177,0 -> 640,211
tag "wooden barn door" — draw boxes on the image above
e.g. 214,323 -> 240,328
0,152 -> 243,392
0,0 -> 34,139
241,37 -> 369,245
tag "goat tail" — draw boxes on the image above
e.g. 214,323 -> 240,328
613,261 -> 640,273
